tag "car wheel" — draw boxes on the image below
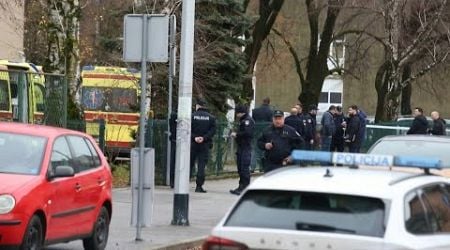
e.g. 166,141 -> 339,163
21,215 -> 43,250
83,206 -> 110,250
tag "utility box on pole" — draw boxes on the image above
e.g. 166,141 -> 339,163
130,148 -> 155,227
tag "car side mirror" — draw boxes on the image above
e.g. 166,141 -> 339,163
51,165 -> 75,179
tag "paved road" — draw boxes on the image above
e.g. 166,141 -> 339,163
47,178 -> 240,250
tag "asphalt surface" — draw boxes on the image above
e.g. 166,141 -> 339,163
46,178 -> 241,250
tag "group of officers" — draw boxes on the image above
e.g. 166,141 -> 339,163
181,97 -> 369,196
169,99 -> 447,196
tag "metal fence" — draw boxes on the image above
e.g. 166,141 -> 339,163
66,118 -> 450,185
0,69 -> 67,126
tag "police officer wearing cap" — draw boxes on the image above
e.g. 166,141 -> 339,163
191,99 -> 216,193
301,105 -> 317,150
230,105 -> 255,195
258,110 -> 304,172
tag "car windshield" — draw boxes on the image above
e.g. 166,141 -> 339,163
82,87 -> 137,113
0,132 -> 47,175
369,139 -> 450,167
225,190 -> 386,238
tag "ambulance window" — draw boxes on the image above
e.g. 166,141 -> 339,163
319,92 -> 328,103
0,80 -> 9,110
330,92 -> 342,103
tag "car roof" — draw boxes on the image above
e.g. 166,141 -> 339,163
248,167 -> 448,199
0,122 -> 86,139
377,135 -> 450,142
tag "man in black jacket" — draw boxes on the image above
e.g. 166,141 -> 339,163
191,99 -> 216,193
230,105 -> 255,195
345,105 -> 360,153
252,97 -> 273,122
258,110 -> 304,172
331,106 -> 345,152
285,107 -> 304,136
407,107 -> 429,135
429,111 -> 446,135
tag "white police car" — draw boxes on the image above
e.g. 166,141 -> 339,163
203,151 -> 450,250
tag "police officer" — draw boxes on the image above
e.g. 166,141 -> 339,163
191,99 -> 216,193
344,105 -> 360,153
258,110 -> 304,172
331,106 -> 345,152
285,107 -> 304,136
301,105 -> 315,150
169,111 -> 177,188
230,105 -> 255,195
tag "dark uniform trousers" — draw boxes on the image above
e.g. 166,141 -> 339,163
190,142 -> 210,187
236,145 -> 251,188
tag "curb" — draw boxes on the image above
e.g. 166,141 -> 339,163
151,237 -> 206,250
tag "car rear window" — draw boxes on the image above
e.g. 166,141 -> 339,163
225,190 -> 387,237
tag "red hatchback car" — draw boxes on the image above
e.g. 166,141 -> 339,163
0,123 -> 112,250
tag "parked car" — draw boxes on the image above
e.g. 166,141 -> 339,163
203,150 -> 450,250
368,135 -> 450,167
0,122 -> 112,250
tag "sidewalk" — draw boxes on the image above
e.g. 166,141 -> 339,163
48,178 -> 241,250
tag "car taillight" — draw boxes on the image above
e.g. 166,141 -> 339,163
202,236 -> 249,250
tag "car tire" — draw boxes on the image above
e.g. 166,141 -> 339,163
21,215 -> 43,250
83,206 -> 110,250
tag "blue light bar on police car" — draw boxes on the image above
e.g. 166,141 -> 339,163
394,156 -> 441,169
291,150 -> 442,169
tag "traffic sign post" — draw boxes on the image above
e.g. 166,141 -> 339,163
123,14 -> 169,241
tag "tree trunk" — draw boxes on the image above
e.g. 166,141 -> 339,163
374,62 -> 391,123
242,0 -> 284,101
400,64 -> 412,115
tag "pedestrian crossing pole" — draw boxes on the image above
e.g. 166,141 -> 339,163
172,0 -> 195,226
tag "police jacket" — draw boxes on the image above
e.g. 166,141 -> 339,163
285,115 -> 304,136
407,115 -> 428,135
346,114 -> 360,143
191,108 -> 216,143
258,124 -> 304,164
169,112 -> 177,142
430,118 -> 446,135
321,111 -> 336,137
300,113 -> 315,141
252,104 -> 273,122
236,114 -> 255,147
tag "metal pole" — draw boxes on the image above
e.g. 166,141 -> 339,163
172,0 -> 195,226
166,15 -> 176,186
136,14 -> 148,241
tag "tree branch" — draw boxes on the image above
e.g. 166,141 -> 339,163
272,28 -> 305,84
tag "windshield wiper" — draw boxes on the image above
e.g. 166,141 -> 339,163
296,222 -> 356,234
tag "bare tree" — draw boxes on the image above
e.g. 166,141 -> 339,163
373,0 -> 450,122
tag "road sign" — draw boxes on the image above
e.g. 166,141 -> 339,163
123,14 -> 169,62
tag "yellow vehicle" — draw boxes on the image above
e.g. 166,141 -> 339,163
81,65 -> 140,156
0,60 -> 45,124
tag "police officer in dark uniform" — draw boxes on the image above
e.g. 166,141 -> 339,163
230,105 -> 255,195
301,106 -> 315,150
191,99 -> 216,193
169,111 -> 177,188
258,110 -> 304,172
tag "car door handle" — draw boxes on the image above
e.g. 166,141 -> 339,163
75,183 -> 82,191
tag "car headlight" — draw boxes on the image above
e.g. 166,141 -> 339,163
0,195 -> 15,214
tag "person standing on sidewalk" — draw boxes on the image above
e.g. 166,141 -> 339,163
407,107 -> 429,135
250,97 -> 273,173
258,110 -> 304,172
191,99 -> 216,193
344,105 -> 360,153
230,105 -> 255,195
429,111 -> 446,135
331,106 -> 345,152
320,105 -> 336,151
